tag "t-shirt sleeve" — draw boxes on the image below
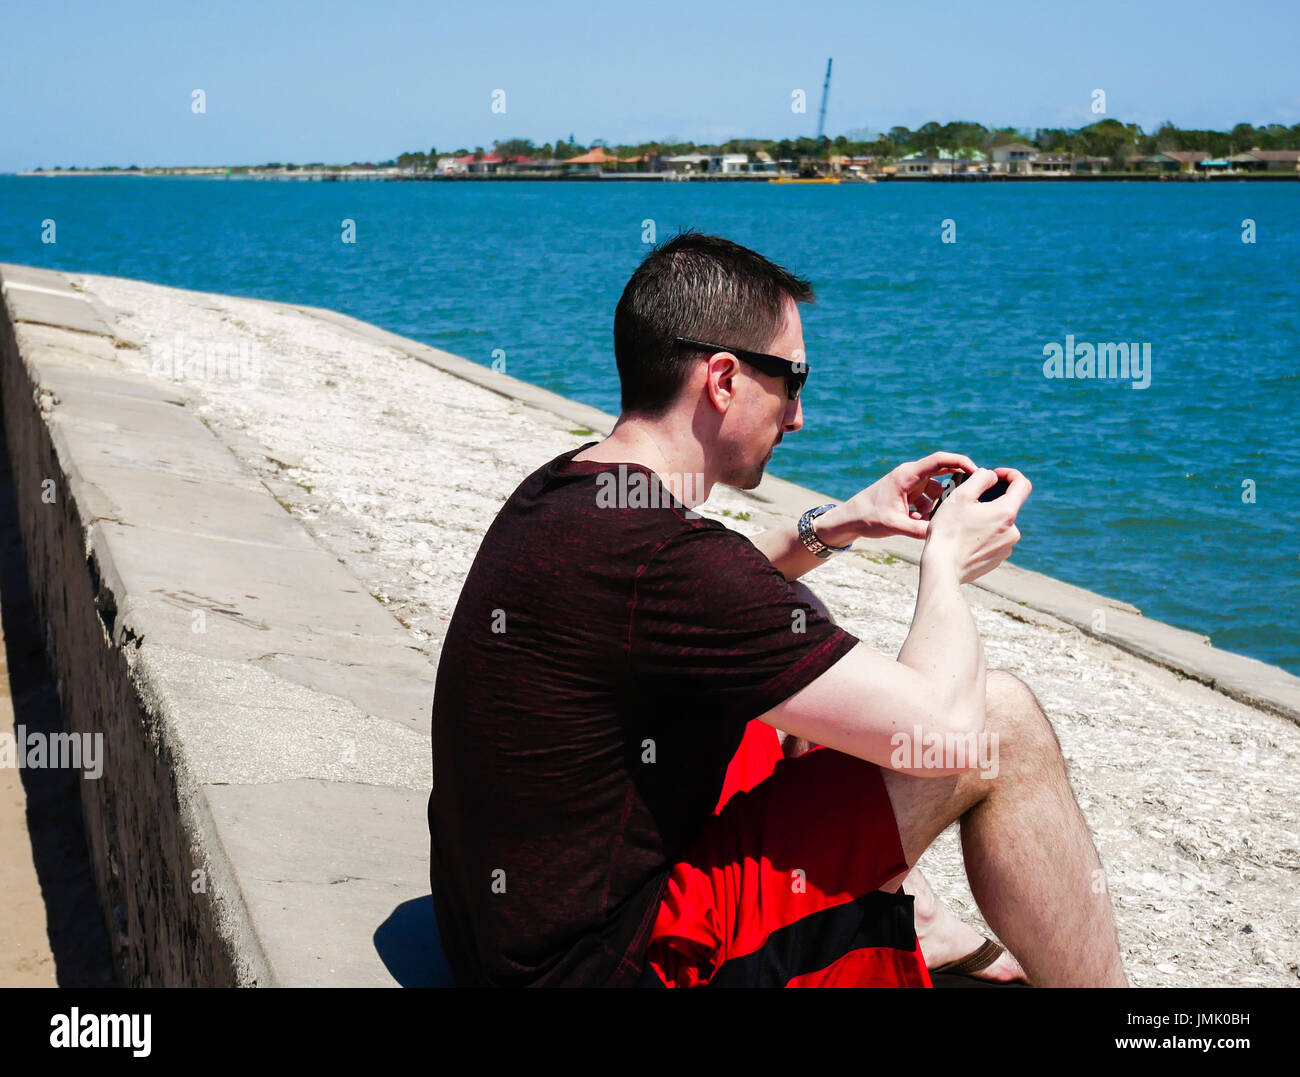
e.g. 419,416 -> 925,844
627,524 -> 859,722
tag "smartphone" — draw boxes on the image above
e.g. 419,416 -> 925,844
932,470 -> 1010,517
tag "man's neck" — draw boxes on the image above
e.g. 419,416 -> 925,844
574,416 -> 715,508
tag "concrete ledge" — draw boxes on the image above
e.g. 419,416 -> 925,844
1,265 -> 437,985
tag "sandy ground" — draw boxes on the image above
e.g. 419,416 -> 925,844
0,430 -> 116,987
0,653 -> 55,986
74,271 -> 1300,988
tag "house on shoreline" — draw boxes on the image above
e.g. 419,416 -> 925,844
1228,148 -> 1300,172
1128,150 -> 1210,173
991,144 -> 1111,175
991,143 -> 1037,173
895,152 -> 954,176
890,150 -> 989,176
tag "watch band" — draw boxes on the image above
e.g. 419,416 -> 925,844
798,503 -> 852,558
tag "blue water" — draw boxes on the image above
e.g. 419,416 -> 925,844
2,176 -> 1297,674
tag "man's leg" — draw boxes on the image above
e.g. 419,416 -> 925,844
645,582 -> 1125,988
879,669 -> 1128,987
790,581 -> 1027,983
639,667 -> 1124,988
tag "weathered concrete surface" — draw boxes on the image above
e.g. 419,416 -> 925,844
1,266 -> 434,986
203,780 -> 431,986
2,262 -> 1297,988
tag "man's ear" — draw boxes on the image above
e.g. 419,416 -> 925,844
704,354 -> 738,413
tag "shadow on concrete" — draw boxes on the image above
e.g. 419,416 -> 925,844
374,896 -> 455,987
0,416 -> 117,986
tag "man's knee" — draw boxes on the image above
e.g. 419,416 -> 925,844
986,668 -> 1035,713
986,668 -> 1061,755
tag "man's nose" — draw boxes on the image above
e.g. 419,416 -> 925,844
784,395 -> 804,433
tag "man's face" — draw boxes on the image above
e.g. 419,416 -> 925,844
718,295 -> 806,490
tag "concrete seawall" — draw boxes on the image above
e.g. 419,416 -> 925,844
2,262 -> 1297,987
0,265 -> 440,985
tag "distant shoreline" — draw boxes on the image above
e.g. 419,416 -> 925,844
10,169 -> 1299,183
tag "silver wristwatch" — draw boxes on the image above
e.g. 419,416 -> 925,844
797,503 -> 852,558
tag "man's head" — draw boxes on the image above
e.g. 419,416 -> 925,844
612,231 -> 814,489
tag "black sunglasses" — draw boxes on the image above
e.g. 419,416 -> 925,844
674,336 -> 808,400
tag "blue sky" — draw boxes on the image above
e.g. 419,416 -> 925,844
2,0 -> 1297,171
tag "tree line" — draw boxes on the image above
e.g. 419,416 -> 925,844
54,118 -> 1290,172
388,119 -> 1300,169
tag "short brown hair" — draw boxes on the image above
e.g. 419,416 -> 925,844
612,231 -> 814,416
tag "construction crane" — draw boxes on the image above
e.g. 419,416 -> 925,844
772,57 -> 841,183
815,58 -> 833,171
790,59 -> 832,180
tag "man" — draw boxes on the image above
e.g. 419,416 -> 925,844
428,231 -> 1127,988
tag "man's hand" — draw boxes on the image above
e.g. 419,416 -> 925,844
748,451 -> 1019,584
924,467 -> 1032,584
834,452 -> 977,542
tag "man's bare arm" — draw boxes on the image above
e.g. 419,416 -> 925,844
757,553 -> 986,773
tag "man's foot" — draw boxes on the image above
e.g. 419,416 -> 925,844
902,868 -> 1029,984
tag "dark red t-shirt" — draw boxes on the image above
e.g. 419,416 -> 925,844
428,443 -> 858,986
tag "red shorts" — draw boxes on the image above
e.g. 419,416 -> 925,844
639,721 -> 933,988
